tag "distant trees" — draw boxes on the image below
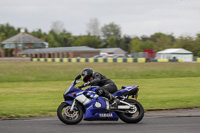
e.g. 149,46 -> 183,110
72,35 -> 101,48
149,33 -> 175,51
86,18 -> 101,37
174,35 -> 200,56
51,21 -> 65,34
195,34 -> 200,56
100,22 -> 122,48
0,22 -> 200,56
118,35 -> 132,52
43,30 -> 75,47
128,32 -> 200,56
0,23 -> 20,40
101,22 -> 121,40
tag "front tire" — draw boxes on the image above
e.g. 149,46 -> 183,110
57,102 -> 83,125
117,99 -> 144,123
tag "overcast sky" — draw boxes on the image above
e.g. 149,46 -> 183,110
1,0 -> 200,37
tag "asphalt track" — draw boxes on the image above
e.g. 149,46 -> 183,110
1,108 -> 200,133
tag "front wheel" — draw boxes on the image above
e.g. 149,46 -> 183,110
57,102 -> 83,125
117,99 -> 144,123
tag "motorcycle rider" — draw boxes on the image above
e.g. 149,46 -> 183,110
79,68 -> 120,108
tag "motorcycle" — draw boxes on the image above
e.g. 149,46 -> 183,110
57,74 -> 144,125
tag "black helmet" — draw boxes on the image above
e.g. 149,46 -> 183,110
81,68 -> 94,82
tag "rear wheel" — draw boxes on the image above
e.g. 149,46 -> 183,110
117,99 -> 144,123
57,102 -> 83,125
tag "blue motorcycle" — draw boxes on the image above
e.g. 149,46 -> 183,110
57,74 -> 144,124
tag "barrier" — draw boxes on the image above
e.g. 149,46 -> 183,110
151,59 -> 183,62
157,59 -> 169,62
31,58 -> 186,63
197,58 -> 200,63
31,58 -> 146,63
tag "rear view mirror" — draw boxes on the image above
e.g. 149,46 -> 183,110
75,74 -> 81,80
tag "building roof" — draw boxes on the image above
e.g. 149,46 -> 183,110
97,48 -> 126,54
2,32 -> 44,44
157,48 -> 192,54
18,46 -> 100,54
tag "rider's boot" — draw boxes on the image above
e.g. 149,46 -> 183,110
99,89 -> 120,109
108,94 -> 120,109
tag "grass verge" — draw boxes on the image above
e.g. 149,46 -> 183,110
0,77 -> 200,119
0,62 -> 200,82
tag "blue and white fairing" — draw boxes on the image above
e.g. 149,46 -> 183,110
63,81 -> 82,101
78,87 -> 118,120
83,95 -> 118,120
113,86 -> 139,97
63,84 -> 119,120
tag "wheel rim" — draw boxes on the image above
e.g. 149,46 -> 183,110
62,105 -> 80,120
124,104 -> 141,118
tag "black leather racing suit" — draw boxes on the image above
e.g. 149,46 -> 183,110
89,72 -> 118,100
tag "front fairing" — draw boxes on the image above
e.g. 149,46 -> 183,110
63,81 -> 82,100
64,87 -> 83,100
64,81 -> 81,95
67,86 -> 81,94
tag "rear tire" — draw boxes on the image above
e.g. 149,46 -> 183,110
57,102 -> 83,125
117,99 -> 144,123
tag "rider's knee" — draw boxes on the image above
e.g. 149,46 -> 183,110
96,88 -> 104,96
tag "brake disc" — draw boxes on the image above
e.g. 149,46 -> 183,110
64,106 -> 78,118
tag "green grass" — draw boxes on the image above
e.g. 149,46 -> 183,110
0,62 -> 200,119
1,62 -> 200,82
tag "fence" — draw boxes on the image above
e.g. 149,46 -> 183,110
31,58 -> 146,63
30,58 -> 191,63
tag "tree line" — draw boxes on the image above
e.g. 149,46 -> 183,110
0,22 -> 200,56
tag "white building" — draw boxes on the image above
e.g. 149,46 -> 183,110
156,48 -> 193,62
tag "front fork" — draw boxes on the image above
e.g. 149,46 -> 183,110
70,99 -> 76,112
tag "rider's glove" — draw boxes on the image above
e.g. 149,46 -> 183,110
83,82 -> 91,87
78,82 -> 90,89
78,85 -> 83,89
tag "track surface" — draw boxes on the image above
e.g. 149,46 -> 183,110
1,108 -> 200,133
